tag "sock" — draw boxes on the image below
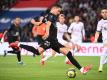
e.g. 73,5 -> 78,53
7,50 -> 16,54
16,50 -> 21,62
42,51 -> 52,61
66,51 -> 82,70
104,56 -> 107,64
65,57 -> 69,62
100,47 -> 107,65
7,49 -> 21,62
20,44 -> 40,55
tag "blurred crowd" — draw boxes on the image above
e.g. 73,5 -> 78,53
58,0 -> 107,42
0,0 -> 18,15
1,0 -> 107,42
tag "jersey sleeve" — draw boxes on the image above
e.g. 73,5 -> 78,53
96,21 -> 102,32
33,16 -> 39,21
68,23 -> 73,33
46,14 -> 56,22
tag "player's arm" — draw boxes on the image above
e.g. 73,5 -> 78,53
31,16 -> 44,26
94,21 -> 102,43
82,23 -> 86,41
42,21 -> 51,40
31,19 -> 42,26
94,31 -> 100,43
68,24 -> 73,39
64,32 -> 71,42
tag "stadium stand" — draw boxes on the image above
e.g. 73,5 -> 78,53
0,0 -> 107,42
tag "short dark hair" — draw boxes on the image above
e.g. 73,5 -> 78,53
101,6 -> 107,10
40,9 -> 50,16
51,4 -> 62,9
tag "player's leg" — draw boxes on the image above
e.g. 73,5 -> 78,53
73,44 -> 81,53
19,44 -> 40,56
40,49 -> 55,65
4,46 -> 23,64
9,41 -> 49,56
99,46 -> 107,72
63,42 -> 74,65
59,47 -> 92,74
4,49 -> 19,56
16,50 -> 23,64
52,41 -> 83,71
52,40 -> 92,74
104,56 -> 107,64
12,48 -> 23,64
9,42 -> 40,56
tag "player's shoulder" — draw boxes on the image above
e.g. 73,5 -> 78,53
79,22 -> 84,25
56,22 -> 60,25
70,22 -> 75,26
98,19 -> 105,24
63,24 -> 68,28
46,13 -> 56,22
47,13 -> 55,18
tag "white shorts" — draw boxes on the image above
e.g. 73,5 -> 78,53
43,48 -> 52,56
103,39 -> 107,44
70,39 -> 82,45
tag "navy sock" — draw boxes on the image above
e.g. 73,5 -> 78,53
20,44 -> 40,55
16,51 -> 21,62
66,51 -> 82,70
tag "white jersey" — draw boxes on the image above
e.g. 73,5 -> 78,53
68,21 -> 85,43
56,22 -> 68,45
97,19 -> 107,43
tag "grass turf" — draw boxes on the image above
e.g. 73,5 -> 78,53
0,56 -> 107,80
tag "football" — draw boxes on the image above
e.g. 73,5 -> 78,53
66,68 -> 76,78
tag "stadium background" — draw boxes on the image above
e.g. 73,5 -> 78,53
0,0 -> 107,42
0,0 -> 107,80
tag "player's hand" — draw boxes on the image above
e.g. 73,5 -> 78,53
42,32 -> 49,40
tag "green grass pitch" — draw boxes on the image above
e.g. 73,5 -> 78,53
0,55 -> 107,80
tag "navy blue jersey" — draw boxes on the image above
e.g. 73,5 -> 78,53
7,24 -> 22,37
42,13 -> 57,40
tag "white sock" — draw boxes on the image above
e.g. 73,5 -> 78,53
80,67 -> 84,73
42,50 -> 52,61
104,56 -> 107,64
100,47 -> 107,65
65,57 -> 69,62
65,50 -> 73,62
73,46 -> 78,54
42,54 -> 52,61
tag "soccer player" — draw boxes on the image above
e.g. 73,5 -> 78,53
94,7 -> 107,72
68,15 -> 85,52
10,5 -> 92,74
3,17 -> 23,65
40,14 -> 75,65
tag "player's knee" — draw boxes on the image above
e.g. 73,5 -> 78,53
60,48 -> 70,55
38,47 -> 45,55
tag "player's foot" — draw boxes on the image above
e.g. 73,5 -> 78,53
9,41 -> 19,49
80,64 -> 92,74
40,60 -> 45,65
18,61 -> 24,65
98,65 -> 103,72
33,54 -> 36,57
65,60 -> 72,65
3,50 -> 7,57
